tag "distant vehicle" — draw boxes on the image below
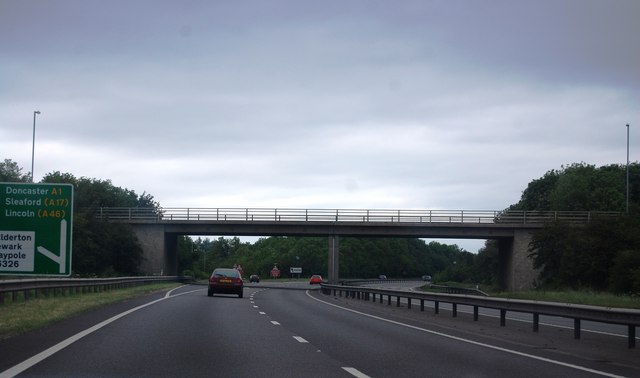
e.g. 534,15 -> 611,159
309,274 -> 323,284
421,275 -> 432,283
208,268 -> 243,298
249,274 -> 260,283
378,274 -> 387,280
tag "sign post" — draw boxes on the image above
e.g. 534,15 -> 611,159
290,267 -> 302,279
0,182 -> 73,276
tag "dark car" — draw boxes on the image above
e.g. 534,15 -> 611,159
208,268 -> 243,298
249,274 -> 260,283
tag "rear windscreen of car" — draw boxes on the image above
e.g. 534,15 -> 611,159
213,269 -> 239,278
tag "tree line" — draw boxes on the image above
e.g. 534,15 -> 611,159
178,235 -> 480,283
514,163 -> 640,293
2,158 -> 639,294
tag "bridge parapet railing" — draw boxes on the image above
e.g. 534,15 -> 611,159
92,207 -> 620,224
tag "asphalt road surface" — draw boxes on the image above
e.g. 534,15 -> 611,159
1,283 -> 638,377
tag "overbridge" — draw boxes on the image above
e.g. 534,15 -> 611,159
96,208 -> 617,290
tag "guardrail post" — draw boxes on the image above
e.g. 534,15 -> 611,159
407,297 -> 411,309
396,296 -> 401,307
452,303 -> 457,317
473,306 -> 478,321
533,313 -> 539,332
387,295 -> 391,306
629,326 -> 636,349
574,319 -> 581,339
420,299 -> 425,312
500,309 -> 506,326
435,301 -> 439,314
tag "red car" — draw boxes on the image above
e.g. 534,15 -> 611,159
208,268 -> 244,298
309,275 -> 323,285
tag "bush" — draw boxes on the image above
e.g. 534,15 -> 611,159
608,249 -> 640,294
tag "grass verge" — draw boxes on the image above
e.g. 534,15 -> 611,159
491,290 -> 640,309
0,282 -> 181,340
421,283 -> 640,309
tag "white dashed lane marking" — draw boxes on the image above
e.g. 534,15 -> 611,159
251,291 -> 370,378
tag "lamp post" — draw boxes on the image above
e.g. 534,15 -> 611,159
31,110 -> 41,182
626,123 -> 630,213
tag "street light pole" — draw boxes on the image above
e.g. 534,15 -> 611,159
31,110 -> 41,183
626,123 -> 630,213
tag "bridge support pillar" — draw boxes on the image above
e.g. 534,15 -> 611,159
131,224 -> 177,276
328,235 -> 339,283
498,230 -> 539,291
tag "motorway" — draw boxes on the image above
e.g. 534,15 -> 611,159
0,282 -> 638,377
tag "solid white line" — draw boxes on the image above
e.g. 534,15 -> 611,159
293,336 -> 308,343
306,291 -> 624,378
342,367 -> 371,378
2,289 -> 184,377
259,311 -> 266,315
271,321 -> 281,325
165,285 -> 194,298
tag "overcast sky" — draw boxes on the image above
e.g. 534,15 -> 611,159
2,1 -> 638,251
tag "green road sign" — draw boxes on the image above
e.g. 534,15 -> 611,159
0,182 -> 73,276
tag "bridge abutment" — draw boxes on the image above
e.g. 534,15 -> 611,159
498,230 -> 539,291
131,224 -> 177,276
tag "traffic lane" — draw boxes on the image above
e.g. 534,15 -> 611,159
255,288 -> 639,377
11,286 -> 354,377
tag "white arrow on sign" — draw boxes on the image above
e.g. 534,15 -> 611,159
36,219 -> 67,274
